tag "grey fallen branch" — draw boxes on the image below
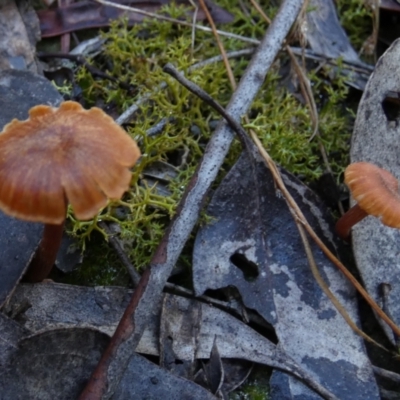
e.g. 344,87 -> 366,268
79,1 -> 305,398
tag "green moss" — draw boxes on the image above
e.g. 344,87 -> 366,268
336,0 -> 374,53
59,1 -> 358,284
64,232 -> 130,287
230,381 -> 269,400
245,64 -> 351,182
230,365 -> 271,400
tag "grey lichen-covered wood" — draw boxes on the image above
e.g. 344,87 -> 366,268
0,69 -> 62,307
350,38 -> 400,344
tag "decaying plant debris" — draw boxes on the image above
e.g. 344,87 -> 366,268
3,0 -> 400,399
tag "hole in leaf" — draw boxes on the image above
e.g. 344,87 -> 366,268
230,253 -> 259,282
382,92 -> 400,123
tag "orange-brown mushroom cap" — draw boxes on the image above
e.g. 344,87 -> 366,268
345,162 -> 400,228
0,101 -> 141,224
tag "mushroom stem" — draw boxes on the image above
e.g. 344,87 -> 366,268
335,204 -> 368,241
24,221 -> 65,282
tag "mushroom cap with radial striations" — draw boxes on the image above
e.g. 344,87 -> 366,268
0,101 -> 141,224
345,162 -> 400,229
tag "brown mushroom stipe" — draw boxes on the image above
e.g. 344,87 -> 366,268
0,101 -> 141,282
335,162 -> 400,240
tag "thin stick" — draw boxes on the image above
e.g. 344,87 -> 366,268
373,366 -> 400,384
198,0 -> 236,89
242,0 -> 374,340
115,49 -> 255,125
94,0 -> 373,72
163,64 -> 252,150
188,0 -> 198,56
94,0 -> 372,78
93,0 -> 260,45
98,222 -> 141,286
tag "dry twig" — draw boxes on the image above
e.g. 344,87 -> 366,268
198,0 -> 236,88
93,0 -> 260,45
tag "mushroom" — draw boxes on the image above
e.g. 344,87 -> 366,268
0,101 -> 141,282
335,162 -> 400,240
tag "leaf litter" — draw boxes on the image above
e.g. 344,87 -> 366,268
3,283 -> 339,398
1,0 -> 400,398
193,152 -> 379,399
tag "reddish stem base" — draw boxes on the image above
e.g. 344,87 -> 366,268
24,222 -> 65,282
335,204 -> 368,241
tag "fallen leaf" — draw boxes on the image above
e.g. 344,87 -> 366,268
5,283 -> 338,398
114,352 -> 218,400
192,152 -> 379,399
0,310 -> 217,399
0,328 -> 110,400
0,213 -> 41,307
304,0 -> 371,90
202,338 -> 224,395
0,313 -> 29,367
305,0 -> 360,63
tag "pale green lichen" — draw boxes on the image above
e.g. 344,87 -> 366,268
51,80 -> 73,96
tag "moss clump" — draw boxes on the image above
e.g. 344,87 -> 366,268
61,1 -> 362,283
230,381 -> 269,400
245,65 -> 351,181
229,364 -> 271,400
63,232 -> 130,287
336,0 -> 374,53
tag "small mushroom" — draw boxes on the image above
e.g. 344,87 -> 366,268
335,162 -> 400,240
0,101 -> 141,281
